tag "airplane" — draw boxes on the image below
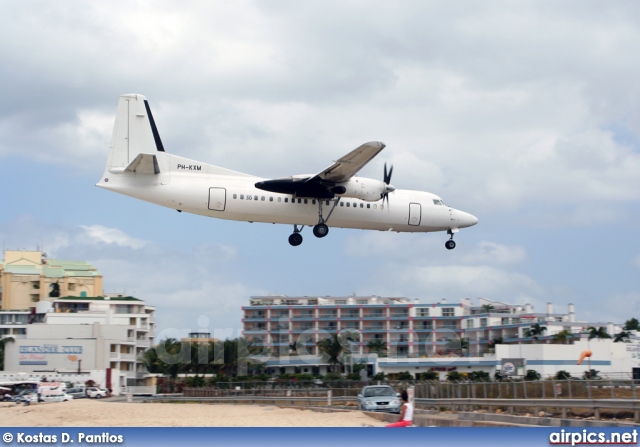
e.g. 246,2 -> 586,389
96,94 -> 478,248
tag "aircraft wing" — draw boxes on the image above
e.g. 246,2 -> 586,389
254,141 -> 386,198
311,141 -> 386,183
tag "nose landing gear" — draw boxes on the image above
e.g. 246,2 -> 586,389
445,229 -> 457,250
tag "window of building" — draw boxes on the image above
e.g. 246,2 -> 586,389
417,308 -> 430,317
480,318 -> 487,328
466,320 -> 474,329
334,300 -> 346,305
442,307 -> 455,317
420,321 -> 432,330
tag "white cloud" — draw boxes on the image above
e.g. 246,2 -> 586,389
78,225 -> 148,249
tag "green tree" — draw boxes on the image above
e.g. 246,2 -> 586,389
366,340 -> 388,357
481,304 -> 494,313
624,318 -> 639,331
468,371 -> 490,382
395,371 -> 414,381
525,323 -> 547,343
524,369 -> 541,381
446,371 -> 463,382
317,331 -> 358,372
418,371 -> 438,381
552,329 -> 574,344
555,370 -> 572,380
613,331 -> 630,343
0,336 -> 15,370
587,326 -> 611,340
583,369 -> 601,380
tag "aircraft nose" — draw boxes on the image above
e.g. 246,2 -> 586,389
457,211 -> 478,228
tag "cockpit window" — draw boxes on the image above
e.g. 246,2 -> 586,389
433,199 -> 446,206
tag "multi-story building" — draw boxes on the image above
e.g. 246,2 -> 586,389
242,295 -> 588,358
3,294 -> 155,393
242,295 -> 634,379
0,250 -> 103,310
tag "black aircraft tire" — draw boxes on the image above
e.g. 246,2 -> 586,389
313,224 -> 329,238
289,233 -> 303,246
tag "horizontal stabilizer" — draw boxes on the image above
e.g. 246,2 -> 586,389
124,153 -> 160,174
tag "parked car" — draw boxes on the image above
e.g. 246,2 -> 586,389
357,385 -> 402,413
12,390 -> 36,403
86,387 -> 108,398
40,393 -> 73,403
64,387 -> 86,399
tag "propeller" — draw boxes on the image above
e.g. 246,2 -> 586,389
382,162 -> 395,205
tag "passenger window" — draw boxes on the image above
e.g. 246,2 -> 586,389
340,202 -> 344,207
373,204 -> 377,209
312,200 -> 316,205
233,194 -> 237,199
261,196 -> 265,201
325,201 -> 330,206
269,197 -> 273,202
346,203 -> 350,207
277,197 -> 281,202
284,198 -> 288,203
360,203 -> 363,208
240,194 -> 244,199
304,199 -> 308,204
298,199 -> 302,204
254,195 -> 258,201
367,204 -> 371,209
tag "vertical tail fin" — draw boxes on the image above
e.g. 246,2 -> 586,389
106,93 -> 165,169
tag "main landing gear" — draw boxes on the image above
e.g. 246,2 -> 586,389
288,198 -> 339,246
445,229 -> 457,250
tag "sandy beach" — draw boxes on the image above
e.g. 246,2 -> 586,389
0,400 -> 387,427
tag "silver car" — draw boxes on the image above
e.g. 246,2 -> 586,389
357,385 -> 402,413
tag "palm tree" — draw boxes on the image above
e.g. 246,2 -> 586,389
525,323 -> 547,343
481,304 -> 494,313
366,339 -> 387,356
614,331 -> 630,343
317,331 -> 359,372
0,336 -> 15,370
552,329 -> 574,344
587,326 -> 611,340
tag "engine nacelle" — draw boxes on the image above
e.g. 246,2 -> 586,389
331,177 -> 392,202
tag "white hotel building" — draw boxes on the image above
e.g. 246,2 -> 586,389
242,295 -> 639,379
3,295 -> 155,393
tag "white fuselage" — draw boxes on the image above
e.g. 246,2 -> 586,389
97,153 -> 478,234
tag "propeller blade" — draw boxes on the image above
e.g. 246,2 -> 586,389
383,163 -> 393,185
382,163 -> 394,207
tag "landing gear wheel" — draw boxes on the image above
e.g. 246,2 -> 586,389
288,233 -> 303,246
313,223 -> 329,238
445,240 -> 456,250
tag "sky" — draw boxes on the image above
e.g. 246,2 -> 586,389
1,1 -> 639,341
